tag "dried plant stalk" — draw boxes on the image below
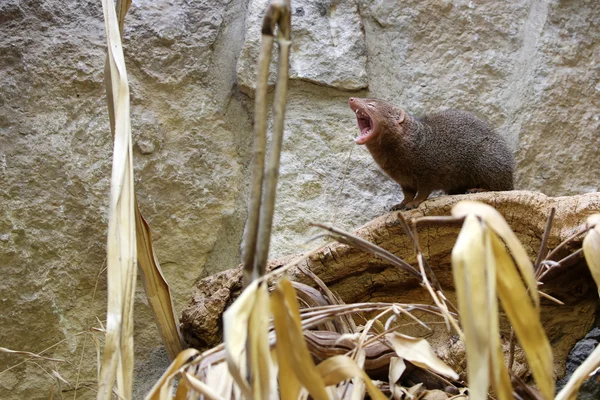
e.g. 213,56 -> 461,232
243,0 -> 292,286
99,0 -> 183,396
98,0 -> 136,398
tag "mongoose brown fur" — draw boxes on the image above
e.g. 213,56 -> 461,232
349,97 -> 514,209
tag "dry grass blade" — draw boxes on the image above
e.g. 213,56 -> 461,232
582,214 -> 600,296
296,264 -> 356,333
490,231 -> 554,399
311,223 -> 422,280
316,355 -> 387,400
144,348 -> 199,400
385,333 -> 458,380
222,280 -> 259,398
0,347 -> 65,363
484,229 -> 513,400
271,279 -> 329,400
451,214 -> 491,399
180,372 -> 226,400
452,200 -> 540,308
389,357 -> 407,398
98,0 -> 137,398
204,361 -> 236,399
135,202 -> 183,360
555,344 -> 600,400
452,201 -> 553,399
452,214 -> 512,400
248,283 -> 272,399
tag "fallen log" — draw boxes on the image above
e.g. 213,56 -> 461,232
181,190 -> 600,380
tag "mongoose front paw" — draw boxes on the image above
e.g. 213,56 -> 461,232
390,202 -> 408,211
390,201 -> 421,211
402,202 -> 420,210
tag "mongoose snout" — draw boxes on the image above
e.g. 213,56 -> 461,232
349,97 -> 514,210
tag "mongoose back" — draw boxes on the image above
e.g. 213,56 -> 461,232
349,97 -> 514,209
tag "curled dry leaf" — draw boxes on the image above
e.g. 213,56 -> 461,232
144,348 -> 199,400
248,282 -> 272,400
385,333 -> 458,381
389,357 -> 407,398
222,280 -> 259,398
181,372 -> 226,400
451,200 -> 540,308
484,231 -> 512,400
271,278 -> 329,400
452,201 -> 553,399
490,231 -> 554,399
135,203 -> 183,360
583,214 -> 600,296
316,355 -> 387,400
451,214 -> 491,399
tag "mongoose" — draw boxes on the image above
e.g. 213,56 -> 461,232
349,97 -> 514,210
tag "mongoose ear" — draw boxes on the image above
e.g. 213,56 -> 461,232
395,109 -> 405,124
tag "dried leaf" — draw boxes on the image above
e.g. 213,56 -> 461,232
135,203 -> 183,360
491,231 -> 554,399
181,372 -> 226,400
385,333 -> 458,380
271,279 -> 329,400
144,348 -> 199,400
248,283 -> 271,399
484,230 -> 513,400
204,361 -> 235,399
316,355 -> 387,400
222,280 -> 259,398
52,370 -> 71,387
583,214 -> 600,296
421,389 -> 450,399
389,356 -> 406,399
451,214 -> 490,399
452,200 -> 540,308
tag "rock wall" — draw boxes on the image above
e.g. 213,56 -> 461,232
0,0 -> 598,398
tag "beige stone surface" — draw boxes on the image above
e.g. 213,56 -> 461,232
0,0 -> 598,398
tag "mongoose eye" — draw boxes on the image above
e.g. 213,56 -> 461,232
367,103 -> 375,108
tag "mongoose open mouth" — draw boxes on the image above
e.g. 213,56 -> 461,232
349,98 -> 377,145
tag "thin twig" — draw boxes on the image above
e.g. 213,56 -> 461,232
297,263 -> 356,332
397,213 -> 443,292
534,207 -> 555,276
545,226 -> 590,261
409,216 -> 444,293
538,290 -> 564,305
508,328 -> 516,371
310,223 -> 422,279
331,145 -> 354,226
